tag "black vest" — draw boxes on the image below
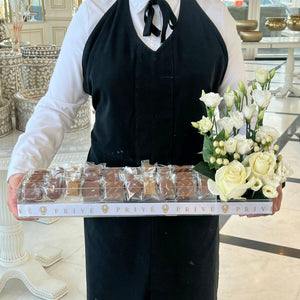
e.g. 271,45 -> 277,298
82,0 -> 228,167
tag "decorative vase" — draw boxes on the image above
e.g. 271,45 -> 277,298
0,99 -> 12,137
21,45 -> 61,59
0,18 -> 10,42
22,58 -> 57,90
0,51 -> 24,115
265,17 -> 287,31
14,89 -> 91,132
236,20 -> 258,33
286,14 -> 300,31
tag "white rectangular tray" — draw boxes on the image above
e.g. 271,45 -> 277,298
18,200 -> 273,218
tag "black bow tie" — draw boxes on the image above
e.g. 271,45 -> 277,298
143,0 -> 177,43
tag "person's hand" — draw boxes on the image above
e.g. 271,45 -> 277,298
241,184 -> 283,218
7,173 -> 37,221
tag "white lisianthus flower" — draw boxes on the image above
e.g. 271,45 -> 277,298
250,177 -> 263,191
200,92 -> 222,108
234,134 -> 253,155
262,185 -> 278,199
243,104 -> 257,121
207,160 -> 256,202
234,89 -> 244,100
198,116 -> 213,133
256,126 -> 280,145
248,151 -> 277,183
224,91 -> 236,109
216,117 -> 233,135
276,160 -> 293,183
229,111 -> 244,130
224,138 -> 237,154
263,173 -> 281,188
252,89 -> 272,108
255,68 -> 269,86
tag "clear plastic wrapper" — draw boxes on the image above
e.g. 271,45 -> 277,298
176,173 -> 198,201
81,179 -> 101,201
102,177 -> 124,202
141,160 -> 156,174
21,180 -> 43,201
17,163 -> 213,205
173,165 -> 193,173
123,175 -> 143,202
83,162 -> 104,181
157,173 -> 176,201
43,175 -> 66,201
143,174 -> 160,201
64,165 -> 83,196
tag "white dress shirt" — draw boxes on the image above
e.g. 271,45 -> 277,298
7,0 -> 246,180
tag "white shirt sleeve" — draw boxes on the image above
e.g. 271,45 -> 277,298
7,2 -> 96,180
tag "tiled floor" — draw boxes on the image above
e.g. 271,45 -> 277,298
1,59 -> 300,299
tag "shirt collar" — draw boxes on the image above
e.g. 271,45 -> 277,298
130,0 -> 178,14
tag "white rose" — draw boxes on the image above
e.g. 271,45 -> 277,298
216,117 -> 233,135
248,152 -> 277,182
234,134 -> 253,155
252,89 -> 272,108
207,160 -> 255,202
224,91 -> 236,109
256,126 -> 280,145
243,104 -> 257,121
198,116 -> 213,133
229,111 -> 244,130
276,160 -> 293,183
224,137 -> 237,154
200,92 -> 222,108
262,185 -> 278,199
255,68 -> 269,86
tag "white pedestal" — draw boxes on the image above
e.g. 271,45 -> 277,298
272,48 -> 300,97
0,170 -> 67,299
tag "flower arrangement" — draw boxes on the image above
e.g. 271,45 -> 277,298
192,68 -> 292,202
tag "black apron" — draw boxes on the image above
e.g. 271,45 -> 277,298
82,0 -> 228,298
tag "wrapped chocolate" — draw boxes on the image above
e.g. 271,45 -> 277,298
196,174 -> 214,201
64,165 -> 83,196
49,165 -> 65,177
84,163 -> 104,181
157,165 -> 173,175
43,176 -> 65,201
157,173 -> 176,201
173,165 -> 193,173
21,180 -> 43,201
143,174 -> 159,201
176,175 -> 198,201
81,180 -> 101,201
102,179 -> 124,202
123,175 -> 143,202
28,169 -> 50,184
103,167 -> 123,181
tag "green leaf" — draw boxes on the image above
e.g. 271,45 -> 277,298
215,129 -> 226,142
194,162 -> 216,180
202,136 -> 214,163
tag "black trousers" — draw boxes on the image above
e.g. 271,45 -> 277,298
84,216 -> 219,300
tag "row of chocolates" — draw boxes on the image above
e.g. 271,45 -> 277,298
17,162 -> 212,203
